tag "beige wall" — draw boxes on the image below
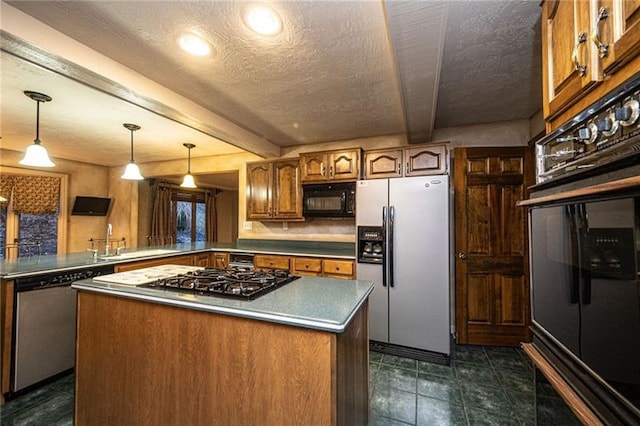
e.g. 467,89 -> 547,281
1,148 -> 111,253
216,190 -> 238,243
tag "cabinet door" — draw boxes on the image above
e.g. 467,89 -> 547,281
212,252 -> 229,268
272,159 -> 303,220
328,150 -> 360,181
543,0 -> 599,119
254,254 -> 291,270
322,259 -> 354,279
246,162 -> 273,220
292,257 -> 322,276
300,153 -> 327,183
194,253 -> 211,267
364,149 -> 403,179
597,0 -> 640,73
404,144 -> 447,176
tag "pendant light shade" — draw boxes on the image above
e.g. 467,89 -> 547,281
121,123 -> 144,180
180,143 -> 197,188
20,91 -> 55,167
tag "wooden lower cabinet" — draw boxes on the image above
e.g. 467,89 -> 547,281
254,254 -> 291,270
292,257 -> 323,276
322,259 -> 355,279
75,292 -> 369,425
193,252 -> 211,267
212,252 -> 229,268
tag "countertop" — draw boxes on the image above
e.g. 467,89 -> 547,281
0,240 -> 355,279
72,274 -> 373,333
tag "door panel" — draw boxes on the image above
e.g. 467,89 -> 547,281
389,176 -> 450,354
454,147 -> 533,346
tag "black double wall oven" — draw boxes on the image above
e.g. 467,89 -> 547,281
526,71 -> 640,424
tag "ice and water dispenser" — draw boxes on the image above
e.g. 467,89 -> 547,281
357,226 -> 384,264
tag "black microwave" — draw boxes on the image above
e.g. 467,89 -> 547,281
302,182 -> 355,218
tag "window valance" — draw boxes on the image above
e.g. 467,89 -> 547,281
0,175 -> 60,214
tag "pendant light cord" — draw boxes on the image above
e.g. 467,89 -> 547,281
129,130 -> 134,162
34,100 -> 41,144
187,146 -> 192,173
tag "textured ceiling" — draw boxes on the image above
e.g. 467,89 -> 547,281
1,0 -> 542,186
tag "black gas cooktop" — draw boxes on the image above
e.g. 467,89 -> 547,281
140,266 -> 300,300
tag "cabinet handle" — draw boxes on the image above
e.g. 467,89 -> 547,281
572,31 -> 588,77
321,164 -> 325,177
329,165 -> 333,177
405,162 -> 409,175
592,7 -> 609,59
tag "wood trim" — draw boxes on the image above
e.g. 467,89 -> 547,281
522,343 -> 603,426
1,280 -> 14,399
517,176 -> 640,206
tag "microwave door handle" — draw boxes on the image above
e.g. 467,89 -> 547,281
577,203 -> 592,305
389,206 -> 395,288
566,205 -> 580,304
382,206 -> 387,288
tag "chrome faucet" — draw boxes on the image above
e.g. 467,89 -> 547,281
105,223 -> 112,256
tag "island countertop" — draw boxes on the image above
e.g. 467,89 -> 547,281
0,240 -> 355,278
72,274 -> 373,333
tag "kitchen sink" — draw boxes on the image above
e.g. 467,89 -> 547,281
100,249 -> 180,260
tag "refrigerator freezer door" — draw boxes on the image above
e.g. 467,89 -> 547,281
356,179 -> 390,342
388,176 -> 450,354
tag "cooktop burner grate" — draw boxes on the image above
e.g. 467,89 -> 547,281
140,266 -> 300,300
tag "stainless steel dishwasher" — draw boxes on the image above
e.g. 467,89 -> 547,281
12,265 -> 114,393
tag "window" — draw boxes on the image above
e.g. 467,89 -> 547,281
0,168 -> 68,260
172,190 -> 206,243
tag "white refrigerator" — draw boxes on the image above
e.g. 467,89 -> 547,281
356,175 -> 450,357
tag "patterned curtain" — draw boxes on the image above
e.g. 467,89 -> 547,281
0,175 -> 13,208
205,190 -> 217,242
11,176 -> 60,214
150,184 -> 173,245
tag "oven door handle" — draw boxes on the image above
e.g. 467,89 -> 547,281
576,203 -> 592,305
566,205 -> 581,304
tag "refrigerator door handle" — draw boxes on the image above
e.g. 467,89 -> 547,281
389,205 -> 395,288
382,206 -> 387,288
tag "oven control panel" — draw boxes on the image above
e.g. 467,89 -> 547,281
536,74 -> 640,184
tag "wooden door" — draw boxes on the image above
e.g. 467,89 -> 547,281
246,162 -> 272,220
600,0 -> 640,73
272,159 -> 302,220
542,0 -> 599,119
405,143 -> 448,176
300,153 -> 327,183
328,149 -> 360,181
454,147 -> 534,346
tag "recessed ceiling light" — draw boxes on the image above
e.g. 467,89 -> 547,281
178,33 -> 211,56
244,6 -> 282,36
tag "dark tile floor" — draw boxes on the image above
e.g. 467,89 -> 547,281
369,345 -> 536,425
0,345 -> 567,425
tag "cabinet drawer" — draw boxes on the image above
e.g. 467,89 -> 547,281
254,254 -> 291,270
292,257 -> 322,274
322,259 -> 354,278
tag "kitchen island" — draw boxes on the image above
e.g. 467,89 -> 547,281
72,271 -> 372,425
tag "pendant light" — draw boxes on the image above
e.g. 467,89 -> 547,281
19,91 -> 55,167
180,143 -> 197,188
121,123 -> 144,180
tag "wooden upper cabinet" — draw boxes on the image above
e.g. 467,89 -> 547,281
300,149 -> 361,183
542,0 -> 600,120
364,149 -> 403,179
246,162 -> 273,220
596,0 -> 640,74
405,144 -> 447,176
246,159 -> 302,221
364,143 -> 448,179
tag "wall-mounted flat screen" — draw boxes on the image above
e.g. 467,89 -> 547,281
71,196 -> 112,216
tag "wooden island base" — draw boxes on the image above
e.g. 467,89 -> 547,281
75,292 -> 369,425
